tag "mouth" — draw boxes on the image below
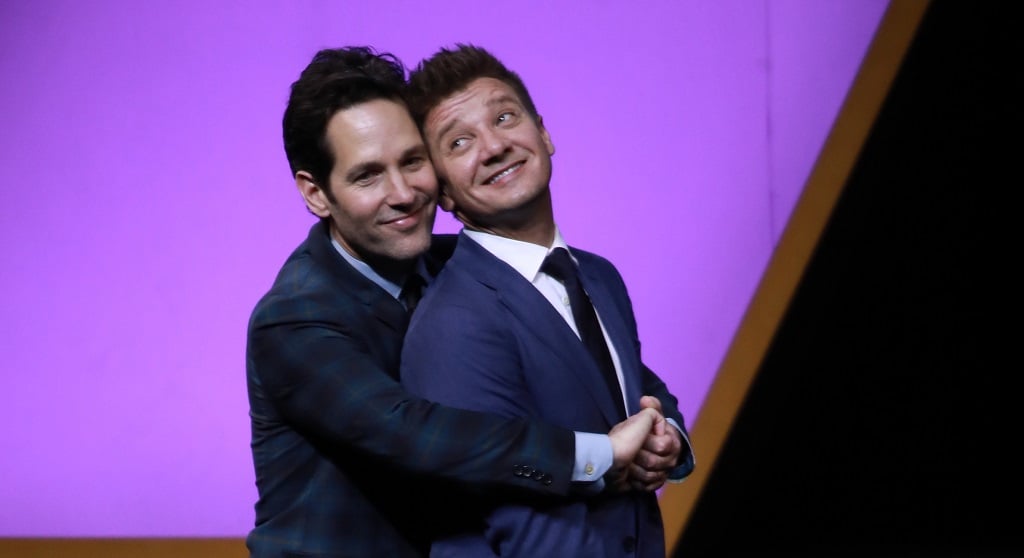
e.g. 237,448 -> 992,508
484,161 -> 524,185
381,203 -> 429,229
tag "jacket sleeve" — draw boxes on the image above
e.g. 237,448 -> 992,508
639,362 -> 696,480
247,285 -> 576,496
400,292 -> 614,557
595,252 -> 696,481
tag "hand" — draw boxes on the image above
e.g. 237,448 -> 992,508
627,396 -> 682,492
606,406 -> 665,492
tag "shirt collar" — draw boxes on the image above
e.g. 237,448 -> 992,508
463,227 -> 571,282
331,237 -> 404,300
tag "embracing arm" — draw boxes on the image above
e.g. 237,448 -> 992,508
248,295 -> 656,499
247,299 -> 577,495
400,297 -> 631,557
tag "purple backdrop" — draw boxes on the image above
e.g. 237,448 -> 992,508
0,0 -> 888,536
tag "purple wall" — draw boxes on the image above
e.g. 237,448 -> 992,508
0,0 -> 888,536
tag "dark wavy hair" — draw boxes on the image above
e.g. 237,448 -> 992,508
282,46 -> 407,201
406,44 -> 538,129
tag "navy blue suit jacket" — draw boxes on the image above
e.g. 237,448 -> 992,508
401,233 -> 694,558
246,221 -> 577,558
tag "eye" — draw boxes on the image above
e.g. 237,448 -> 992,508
404,156 -> 426,170
352,170 -> 379,186
449,137 -> 467,150
496,111 -> 514,124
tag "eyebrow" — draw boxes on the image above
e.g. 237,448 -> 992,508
400,144 -> 428,161
434,117 -> 462,146
487,94 -> 520,109
433,93 -> 523,144
344,144 -> 427,183
344,160 -> 382,183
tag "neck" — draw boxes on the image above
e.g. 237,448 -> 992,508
330,225 -> 414,284
457,193 -> 555,247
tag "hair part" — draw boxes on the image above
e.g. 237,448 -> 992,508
406,44 -> 538,130
282,46 -> 407,203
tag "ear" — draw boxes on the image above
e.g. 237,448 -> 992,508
296,171 -> 331,218
537,114 -> 555,156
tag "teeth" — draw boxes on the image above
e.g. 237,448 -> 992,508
487,163 -> 521,184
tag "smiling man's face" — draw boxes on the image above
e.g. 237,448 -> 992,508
423,77 -> 555,237
298,98 -> 438,271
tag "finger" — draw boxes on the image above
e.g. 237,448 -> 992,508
639,395 -> 662,413
635,478 -> 666,492
641,402 -> 666,437
628,465 -> 668,492
609,410 -> 656,467
652,413 -> 666,437
629,461 -> 669,482
642,432 -> 672,455
633,450 -> 672,472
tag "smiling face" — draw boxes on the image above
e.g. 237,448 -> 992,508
297,98 -> 438,275
423,77 -> 556,243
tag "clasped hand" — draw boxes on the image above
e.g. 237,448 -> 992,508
605,396 -> 683,493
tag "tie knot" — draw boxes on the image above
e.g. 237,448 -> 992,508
541,247 -> 578,283
401,274 -> 425,312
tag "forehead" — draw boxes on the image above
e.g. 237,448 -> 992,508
325,98 -> 423,169
424,78 -> 523,137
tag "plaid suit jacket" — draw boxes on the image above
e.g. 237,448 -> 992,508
245,221 -> 575,558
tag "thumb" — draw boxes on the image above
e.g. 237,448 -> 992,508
639,395 -> 662,413
640,396 -> 665,435
610,408 -> 656,467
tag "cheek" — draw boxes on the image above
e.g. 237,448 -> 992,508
446,160 -> 477,189
414,168 -> 439,193
341,192 -> 383,223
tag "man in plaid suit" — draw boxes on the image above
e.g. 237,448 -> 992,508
245,47 -> 675,558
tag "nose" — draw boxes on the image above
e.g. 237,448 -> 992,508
479,127 -> 510,164
387,169 -> 417,206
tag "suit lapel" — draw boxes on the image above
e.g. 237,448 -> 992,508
453,235 -> 624,426
305,220 -> 408,332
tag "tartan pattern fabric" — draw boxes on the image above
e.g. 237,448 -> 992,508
245,221 -> 574,557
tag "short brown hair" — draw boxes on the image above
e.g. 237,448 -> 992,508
406,44 -> 539,129
282,46 -> 407,199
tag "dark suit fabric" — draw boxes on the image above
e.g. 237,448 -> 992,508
401,233 -> 690,558
245,221 -> 575,558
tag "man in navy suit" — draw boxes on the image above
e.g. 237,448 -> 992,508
400,45 -> 695,557
246,46 -> 673,557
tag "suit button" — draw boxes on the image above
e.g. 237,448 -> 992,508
531,470 -> 544,481
542,474 -> 553,485
622,536 -> 636,553
513,465 -> 523,476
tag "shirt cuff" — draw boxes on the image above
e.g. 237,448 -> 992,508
571,431 -> 612,492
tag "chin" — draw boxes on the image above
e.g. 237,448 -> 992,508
393,234 -> 432,261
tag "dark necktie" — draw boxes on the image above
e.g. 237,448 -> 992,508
541,247 -> 627,419
401,274 -> 425,314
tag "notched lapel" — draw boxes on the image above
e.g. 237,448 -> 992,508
455,237 -> 626,427
306,220 -> 409,333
